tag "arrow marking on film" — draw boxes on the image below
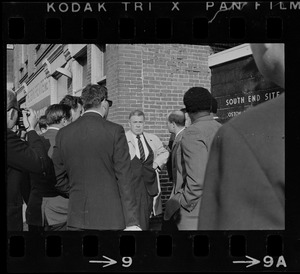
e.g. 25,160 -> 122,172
233,255 -> 260,268
89,256 -> 117,268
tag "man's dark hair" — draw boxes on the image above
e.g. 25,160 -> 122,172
168,110 -> 185,127
183,87 -> 213,113
81,84 -> 108,110
129,109 -> 145,119
38,115 -> 48,130
211,97 -> 218,114
45,104 -> 72,125
59,95 -> 83,110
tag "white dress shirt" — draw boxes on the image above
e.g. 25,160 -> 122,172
133,133 -> 149,160
84,109 -> 103,117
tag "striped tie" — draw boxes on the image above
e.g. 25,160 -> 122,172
136,134 -> 145,162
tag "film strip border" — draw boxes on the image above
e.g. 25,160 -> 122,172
3,2 -> 300,42
3,1 -> 300,272
7,231 -> 298,272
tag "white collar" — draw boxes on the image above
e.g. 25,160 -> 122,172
84,109 -> 103,117
175,127 -> 185,139
47,126 -> 60,131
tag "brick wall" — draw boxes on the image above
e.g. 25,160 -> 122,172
106,44 -> 121,123
106,44 -> 212,213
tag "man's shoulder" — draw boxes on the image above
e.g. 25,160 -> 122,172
125,130 -> 132,137
42,129 -> 57,139
143,131 -> 160,141
7,129 -> 17,138
104,119 -> 123,132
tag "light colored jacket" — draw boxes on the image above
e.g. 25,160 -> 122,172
125,130 -> 169,216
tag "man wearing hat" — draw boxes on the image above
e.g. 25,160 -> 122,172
6,89 -> 50,231
177,87 -> 222,230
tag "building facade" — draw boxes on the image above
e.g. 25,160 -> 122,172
7,44 -> 14,90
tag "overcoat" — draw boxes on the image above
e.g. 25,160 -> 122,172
52,112 -> 139,230
199,94 -> 285,230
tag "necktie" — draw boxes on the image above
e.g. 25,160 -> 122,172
136,134 -> 145,162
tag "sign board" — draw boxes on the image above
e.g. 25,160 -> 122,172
210,54 -> 284,124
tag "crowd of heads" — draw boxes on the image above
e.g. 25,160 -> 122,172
9,84 -> 219,136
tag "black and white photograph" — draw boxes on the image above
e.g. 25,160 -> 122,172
6,43 -> 285,232
4,1 -> 299,273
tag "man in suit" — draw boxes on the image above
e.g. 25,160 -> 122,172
52,84 -> 141,231
163,110 -> 186,231
165,108 -> 191,183
40,104 -> 72,231
59,94 -> 83,122
199,44 -> 285,230
179,87 -> 222,230
125,110 -> 169,230
6,90 -> 49,231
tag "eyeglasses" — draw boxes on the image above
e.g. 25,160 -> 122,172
106,99 -> 113,107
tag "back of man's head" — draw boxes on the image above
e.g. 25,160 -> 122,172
45,104 -> 71,125
81,84 -> 107,111
183,87 -> 212,113
7,89 -> 19,111
38,115 -> 48,130
250,43 -> 284,88
168,110 -> 185,127
59,94 -> 83,110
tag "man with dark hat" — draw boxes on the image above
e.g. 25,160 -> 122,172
6,89 -> 50,231
177,87 -> 222,230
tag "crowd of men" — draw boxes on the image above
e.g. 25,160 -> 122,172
7,43 -> 284,231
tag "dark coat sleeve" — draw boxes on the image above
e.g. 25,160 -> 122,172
198,125 -> 285,230
113,125 -> 140,227
52,129 -> 70,196
7,129 -> 48,175
166,134 -> 174,181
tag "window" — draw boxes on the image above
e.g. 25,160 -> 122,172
72,46 -> 88,96
91,44 -> 106,84
77,54 -> 88,88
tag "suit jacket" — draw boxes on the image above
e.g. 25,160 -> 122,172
166,133 -> 175,181
180,116 -> 222,214
26,130 -> 59,226
6,129 -> 49,230
42,128 -> 59,158
164,129 -> 185,220
41,128 -> 68,226
199,94 -> 285,230
52,112 -> 139,230
125,130 -> 169,216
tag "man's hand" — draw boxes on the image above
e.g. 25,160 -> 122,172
124,225 -> 142,231
23,108 -> 38,131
